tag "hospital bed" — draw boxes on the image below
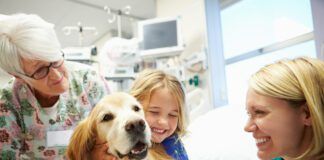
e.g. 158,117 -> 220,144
183,105 -> 259,160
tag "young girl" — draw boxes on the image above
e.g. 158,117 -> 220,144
130,69 -> 188,160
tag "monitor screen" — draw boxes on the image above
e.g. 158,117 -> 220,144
142,20 -> 178,50
138,17 -> 183,58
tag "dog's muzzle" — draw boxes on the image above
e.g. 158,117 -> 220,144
116,119 -> 149,160
125,119 -> 146,134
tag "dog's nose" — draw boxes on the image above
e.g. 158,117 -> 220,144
125,119 -> 146,133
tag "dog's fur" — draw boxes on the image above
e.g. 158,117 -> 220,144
66,92 -> 152,160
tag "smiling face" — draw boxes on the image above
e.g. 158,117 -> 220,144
244,89 -> 312,159
145,87 -> 179,143
20,57 -> 69,97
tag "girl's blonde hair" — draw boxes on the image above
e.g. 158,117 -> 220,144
249,57 -> 324,160
130,69 -> 188,159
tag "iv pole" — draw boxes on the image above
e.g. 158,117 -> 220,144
62,22 -> 97,46
104,5 -> 131,38
117,10 -> 122,37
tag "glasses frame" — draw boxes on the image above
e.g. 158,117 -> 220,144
19,53 -> 65,80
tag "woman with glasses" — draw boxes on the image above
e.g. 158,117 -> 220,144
0,14 -> 113,159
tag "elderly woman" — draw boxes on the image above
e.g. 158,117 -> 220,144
0,13 -> 111,159
244,57 -> 324,160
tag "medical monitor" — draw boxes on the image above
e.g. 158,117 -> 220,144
138,17 -> 184,58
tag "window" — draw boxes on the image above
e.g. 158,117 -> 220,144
225,40 -> 316,105
221,0 -> 314,59
220,0 -> 316,106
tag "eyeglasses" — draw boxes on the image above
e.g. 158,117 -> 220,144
20,55 -> 65,80
29,59 -> 65,80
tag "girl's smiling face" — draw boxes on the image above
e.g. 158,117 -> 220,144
145,88 -> 179,143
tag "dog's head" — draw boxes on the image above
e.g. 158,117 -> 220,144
67,92 -> 151,160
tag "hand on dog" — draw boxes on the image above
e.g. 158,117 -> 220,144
91,142 -> 117,160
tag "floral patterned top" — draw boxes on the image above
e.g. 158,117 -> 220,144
0,61 -> 108,160
162,134 -> 188,160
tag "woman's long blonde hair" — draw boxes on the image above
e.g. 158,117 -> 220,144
130,69 -> 188,159
249,57 -> 324,160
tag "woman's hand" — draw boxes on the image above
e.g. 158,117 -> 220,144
91,142 -> 117,160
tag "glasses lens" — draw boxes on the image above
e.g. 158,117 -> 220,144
31,58 -> 64,80
33,67 -> 49,79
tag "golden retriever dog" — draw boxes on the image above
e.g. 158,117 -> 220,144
66,92 -> 152,160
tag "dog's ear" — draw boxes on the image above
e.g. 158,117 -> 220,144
66,117 -> 96,160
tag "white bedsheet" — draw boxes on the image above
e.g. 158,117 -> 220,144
183,105 -> 259,160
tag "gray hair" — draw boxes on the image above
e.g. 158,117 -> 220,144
0,13 -> 61,75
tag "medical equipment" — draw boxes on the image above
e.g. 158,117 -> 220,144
138,17 -> 184,58
62,22 -> 98,46
100,37 -> 139,67
62,46 -> 97,64
99,37 -> 138,92
104,5 -> 132,37
183,50 -> 207,71
186,88 -> 209,122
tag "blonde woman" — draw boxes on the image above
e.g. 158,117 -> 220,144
130,69 -> 188,159
244,57 -> 324,160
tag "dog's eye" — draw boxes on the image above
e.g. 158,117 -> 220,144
133,105 -> 140,112
102,113 -> 114,122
